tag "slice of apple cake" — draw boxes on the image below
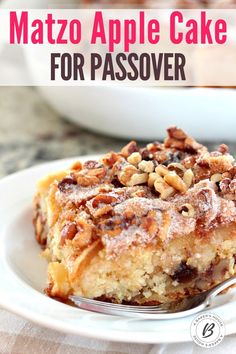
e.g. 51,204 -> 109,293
33,127 -> 236,304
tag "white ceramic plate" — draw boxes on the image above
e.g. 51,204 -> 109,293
1,156 -> 236,344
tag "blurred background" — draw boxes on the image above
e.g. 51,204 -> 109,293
0,86 -> 127,177
1,0 -> 236,178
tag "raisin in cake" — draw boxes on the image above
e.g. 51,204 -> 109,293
33,127 -> 236,304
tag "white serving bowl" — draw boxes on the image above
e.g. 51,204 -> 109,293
36,85 -> 236,141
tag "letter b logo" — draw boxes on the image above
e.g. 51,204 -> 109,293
202,322 -> 215,338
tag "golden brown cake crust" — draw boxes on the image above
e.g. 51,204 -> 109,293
33,127 -> 236,304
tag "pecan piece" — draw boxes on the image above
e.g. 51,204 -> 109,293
121,141 -> 138,158
87,167 -> 106,179
92,194 -> 117,208
218,144 -> 229,154
76,174 -> 100,186
101,152 -> 120,167
167,126 -> 187,140
60,222 -> 77,245
165,126 -> 203,153
83,160 -> 102,169
58,177 -> 77,192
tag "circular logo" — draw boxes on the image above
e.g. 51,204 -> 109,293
190,313 -> 225,348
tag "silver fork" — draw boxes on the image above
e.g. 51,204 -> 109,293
70,275 -> 236,319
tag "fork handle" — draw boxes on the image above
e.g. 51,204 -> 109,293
208,275 -> 236,302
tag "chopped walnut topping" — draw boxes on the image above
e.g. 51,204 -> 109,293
183,169 -> 194,188
141,210 -> 158,236
180,203 -> 195,218
164,126 -> 204,153
168,126 -> 187,140
185,137 -> 203,153
197,153 -> 234,174
76,174 -> 99,187
146,142 -> 161,151
128,173 -> 148,187
60,222 -> 77,245
93,205 -> 113,218
154,180 -> 175,199
140,149 -> 153,161
182,155 -> 197,169
121,141 -> 138,158
138,160 -> 155,173
148,172 -> 163,187
127,152 -> 142,166
92,195 -> 117,208
219,178 -> 231,193
48,127 -> 236,208
230,179 -> 236,192
217,176 -> 236,201
83,160 -> 102,169
222,172 -> 231,179
211,173 -> 222,183
155,165 -> 168,177
163,151 -> 183,166
118,164 -> 139,186
72,219 -> 95,248
196,187 -> 219,224
164,172 -> 187,193
168,162 -> 186,177
101,152 -> 120,167
218,144 -> 229,154
58,177 -> 77,192
86,167 -> 106,179
228,166 -> 236,179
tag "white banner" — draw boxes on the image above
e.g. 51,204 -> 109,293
0,9 -> 236,85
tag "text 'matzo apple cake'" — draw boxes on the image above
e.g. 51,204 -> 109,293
33,127 -> 236,305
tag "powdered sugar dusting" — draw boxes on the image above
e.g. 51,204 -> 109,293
54,173 -> 236,258
56,184 -> 111,205
99,179 -> 236,256
102,225 -> 156,258
114,197 -> 168,216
